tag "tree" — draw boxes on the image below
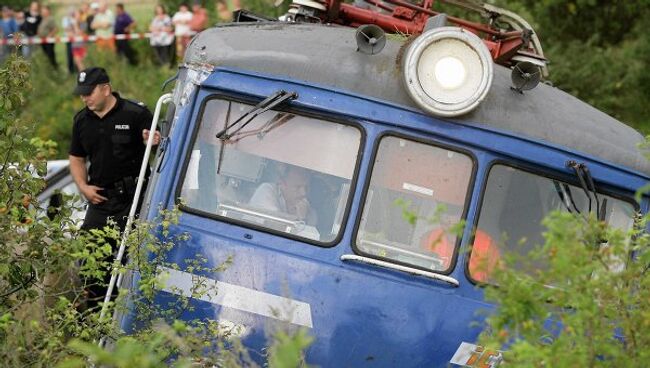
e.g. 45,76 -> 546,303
490,0 -> 650,132
3,0 -> 30,11
1,52 -> 311,368
478,211 -> 650,367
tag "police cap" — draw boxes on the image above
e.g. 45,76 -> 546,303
73,67 -> 110,95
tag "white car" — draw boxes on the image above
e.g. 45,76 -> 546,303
37,160 -> 86,223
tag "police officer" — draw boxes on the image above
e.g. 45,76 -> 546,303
69,67 -> 160,310
69,66 -> 159,232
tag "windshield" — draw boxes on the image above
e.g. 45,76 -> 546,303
355,136 -> 474,272
179,98 -> 361,243
470,164 -> 636,283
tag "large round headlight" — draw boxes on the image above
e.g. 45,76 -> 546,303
402,27 -> 494,117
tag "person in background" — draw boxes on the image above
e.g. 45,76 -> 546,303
78,3 -> 90,35
62,7 -> 78,73
189,1 -> 208,33
149,5 -> 173,67
20,1 -> 41,58
36,5 -> 57,68
91,1 -> 115,51
420,211 -> 501,282
114,3 -> 137,65
0,6 -> 18,58
86,2 -> 98,36
216,0 -> 240,22
172,3 -> 192,60
14,9 -> 24,30
13,7 -> 24,56
0,6 -> 18,37
70,9 -> 87,71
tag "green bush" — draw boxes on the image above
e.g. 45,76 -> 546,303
2,52 -> 312,367
479,211 -> 650,367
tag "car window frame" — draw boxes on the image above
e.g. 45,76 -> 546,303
351,131 -> 478,276
175,92 -> 367,247
467,159 -> 640,285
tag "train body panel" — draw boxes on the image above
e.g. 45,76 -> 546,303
120,21 -> 649,367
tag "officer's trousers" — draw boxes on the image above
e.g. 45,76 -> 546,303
80,195 -> 132,311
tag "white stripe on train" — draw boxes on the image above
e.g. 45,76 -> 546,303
157,266 -> 314,328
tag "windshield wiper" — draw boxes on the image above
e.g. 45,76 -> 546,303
227,112 -> 296,143
215,90 -> 298,140
553,180 -> 581,215
566,161 -> 607,222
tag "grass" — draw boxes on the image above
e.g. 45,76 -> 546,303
21,43 -> 175,159
21,0 -> 285,158
53,2 -> 158,31
22,0 -> 225,159
51,1 -> 161,73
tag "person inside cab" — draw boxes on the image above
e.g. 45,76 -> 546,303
420,210 -> 501,282
249,164 -> 318,226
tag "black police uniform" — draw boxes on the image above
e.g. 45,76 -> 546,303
21,13 -> 41,37
69,92 -> 153,232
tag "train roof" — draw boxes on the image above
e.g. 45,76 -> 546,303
185,22 -> 650,177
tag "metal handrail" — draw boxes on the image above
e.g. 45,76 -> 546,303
340,254 -> 459,286
359,239 -> 444,267
98,93 -> 173,329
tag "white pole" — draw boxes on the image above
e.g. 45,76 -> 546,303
98,93 -> 173,327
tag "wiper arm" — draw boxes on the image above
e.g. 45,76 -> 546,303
215,90 -> 298,140
566,161 -> 606,222
553,180 -> 581,214
581,164 -> 608,222
228,113 -> 295,143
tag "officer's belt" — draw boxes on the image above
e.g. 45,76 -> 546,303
102,176 -> 138,198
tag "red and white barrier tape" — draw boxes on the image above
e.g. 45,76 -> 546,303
0,32 -> 195,46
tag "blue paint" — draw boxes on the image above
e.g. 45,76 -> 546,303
118,64 -> 648,367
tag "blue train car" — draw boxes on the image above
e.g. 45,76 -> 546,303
117,6 -> 649,367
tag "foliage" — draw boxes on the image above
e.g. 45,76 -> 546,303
267,329 -> 313,368
0,51 -> 110,367
491,0 -> 649,47
487,0 -> 650,133
240,0 -> 289,19
1,52 -> 312,367
3,0 -> 30,11
478,211 -> 650,367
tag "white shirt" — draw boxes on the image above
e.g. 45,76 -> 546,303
247,182 -> 320,240
92,10 -> 115,38
172,10 -> 193,37
249,183 -> 287,213
150,15 -> 173,46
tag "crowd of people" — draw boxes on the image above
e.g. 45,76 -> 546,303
0,1 -> 213,71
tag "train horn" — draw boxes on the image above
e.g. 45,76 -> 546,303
356,24 -> 386,55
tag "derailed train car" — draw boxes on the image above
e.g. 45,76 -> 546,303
116,0 -> 649,366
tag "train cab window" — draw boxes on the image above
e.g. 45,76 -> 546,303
472,164 -> 636,283
355,136 -> 474,272
179,98 -> 361,243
